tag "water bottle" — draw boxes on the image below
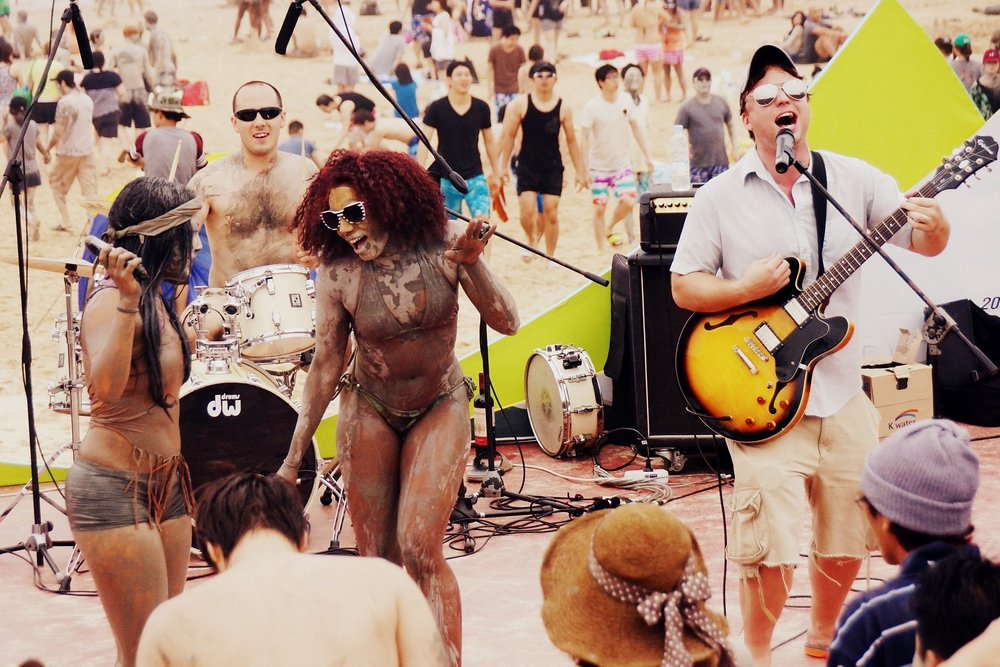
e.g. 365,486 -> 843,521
669,125 -> 692,192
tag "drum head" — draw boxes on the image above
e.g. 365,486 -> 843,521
180,363 -> 317,507
525,352 -> 567,456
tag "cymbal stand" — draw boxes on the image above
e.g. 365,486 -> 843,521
316,458 -> 349,551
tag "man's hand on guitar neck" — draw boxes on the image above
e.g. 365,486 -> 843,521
739,253 -> 792,303
902,195 -> 950,257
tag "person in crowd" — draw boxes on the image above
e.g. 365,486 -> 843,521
670,45 -> 950,666
934,36 -> 953,59
369,19 -> 408,80
675,66 -> 735,185
783,11 -> 807,61
125,90 -> 206,185
2,96 -> 49,241
136,472 -> 449,666
678,0 -> 703,44
429,0 -> 457,79
912,552 -> 1000,667
277,150 -> 519,666
621,64 -> 653,202
189,80 -> 317,287
110,23 -> 154,145
346,109 -> 418,153
496,61 -> 586,259
490,0 -> 516,42
661,1 -> 687,102
66,176 -> 198,667
316,90 -> 377,149
952,33 -> 984,92
144,11 -> 177,90
487,25 -> 525,120
328,0 -> 360,92
421,59 -> 499,217
12,43 -> 65,145
828,420 -> 982,667
47,70 -> 97,233
10,10 -> 43,59
541,502 -> 744,666
798,6 -> 847,63
278,119 -> 323,167
578,64 -> 652,250
624,0 -> 668,101
80,51 -> 124,178
973,48 -> 1000,118
390,63 -> 420,119
517,43 -> 545,95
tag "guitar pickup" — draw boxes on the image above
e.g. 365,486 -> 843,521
754,323 -> 781,353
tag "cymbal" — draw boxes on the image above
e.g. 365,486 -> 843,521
2,255 -> 96,277
80,199 -> 112,215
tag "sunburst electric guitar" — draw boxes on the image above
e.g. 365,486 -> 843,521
676,136 -> 998,444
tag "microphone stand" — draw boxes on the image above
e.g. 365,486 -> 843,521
789,156 -> 998,381
0,2 -> 86,584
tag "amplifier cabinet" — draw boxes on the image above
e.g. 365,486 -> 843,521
638,184 -> 699,252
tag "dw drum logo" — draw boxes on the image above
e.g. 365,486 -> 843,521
207,393 -> 242,417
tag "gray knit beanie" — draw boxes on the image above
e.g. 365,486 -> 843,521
860,419 -> 979,535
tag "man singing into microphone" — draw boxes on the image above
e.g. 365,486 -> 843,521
669,45 -> 951,666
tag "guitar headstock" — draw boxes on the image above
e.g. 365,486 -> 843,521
931,135 -> 999,192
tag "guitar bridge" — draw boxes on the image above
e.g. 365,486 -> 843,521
733,346 -> 758,374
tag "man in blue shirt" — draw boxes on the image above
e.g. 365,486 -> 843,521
828,420 -> 981,667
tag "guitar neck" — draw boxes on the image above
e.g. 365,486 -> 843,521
798,181 -> 938,311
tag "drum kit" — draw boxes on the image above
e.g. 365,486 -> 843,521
6,253 -> 346,547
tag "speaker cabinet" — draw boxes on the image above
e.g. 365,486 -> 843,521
615,250 -> 716,445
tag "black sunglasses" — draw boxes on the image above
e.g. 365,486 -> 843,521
320,202 -> 366,231
233,106 -> 283,122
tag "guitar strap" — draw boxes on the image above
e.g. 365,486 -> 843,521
810,151 -> 828,277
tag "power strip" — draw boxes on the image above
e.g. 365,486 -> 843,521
623,469 -> 669,480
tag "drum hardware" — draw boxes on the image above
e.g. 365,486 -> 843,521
316,457 -> 350,552
0,257 -> 91,589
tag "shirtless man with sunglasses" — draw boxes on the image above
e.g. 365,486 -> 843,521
189,80 -> 319,288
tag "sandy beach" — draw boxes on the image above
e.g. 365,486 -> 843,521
0,0 -> 991,467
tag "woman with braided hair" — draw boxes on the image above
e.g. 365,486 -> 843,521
65,176 -> 198,667
278,150 -> 519,666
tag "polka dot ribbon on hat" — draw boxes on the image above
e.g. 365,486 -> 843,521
588,547 -> 735,667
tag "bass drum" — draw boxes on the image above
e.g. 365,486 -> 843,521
180,359 -> 318,508
524,345 -> 604,457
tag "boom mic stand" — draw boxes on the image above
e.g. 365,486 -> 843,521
787,150 -> 998,382
0,2 -> 89,583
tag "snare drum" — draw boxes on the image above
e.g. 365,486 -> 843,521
180,358 -> 319,508
524,345 -> 604,457
225,265 -> 315,362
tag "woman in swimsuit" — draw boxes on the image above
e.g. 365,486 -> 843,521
277,150 -> 519,666
65,177 -> 198,667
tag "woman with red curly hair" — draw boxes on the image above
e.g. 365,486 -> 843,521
278,150 -> 519,666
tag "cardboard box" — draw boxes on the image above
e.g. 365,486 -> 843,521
861,363 -> 934,438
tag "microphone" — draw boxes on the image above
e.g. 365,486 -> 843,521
274,1 -> 304,56
775,128 -> 795,174
69,1 -> 94,70
83,235 -> 149,281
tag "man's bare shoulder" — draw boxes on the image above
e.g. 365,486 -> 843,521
189,154 -> 242,191
274,150 -> 320,178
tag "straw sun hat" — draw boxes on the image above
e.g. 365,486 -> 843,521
540,503 -> 733,667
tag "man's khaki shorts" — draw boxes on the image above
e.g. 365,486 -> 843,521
725,391 -> 880,570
